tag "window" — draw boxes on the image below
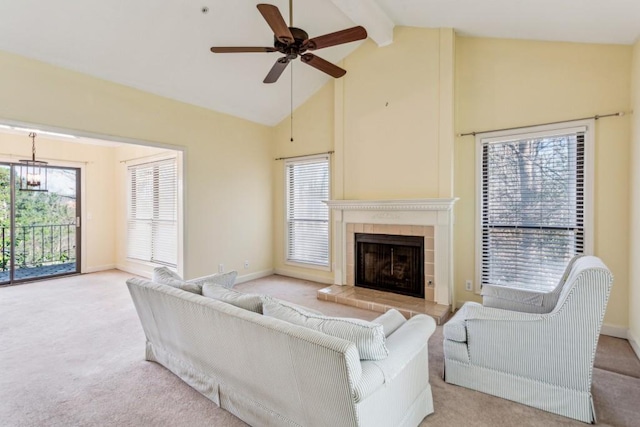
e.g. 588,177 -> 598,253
127,158 -> 177,267
477,122 -> 592,291
285,155 -> 330,267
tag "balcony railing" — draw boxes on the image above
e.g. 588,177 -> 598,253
1,224 -> 76,272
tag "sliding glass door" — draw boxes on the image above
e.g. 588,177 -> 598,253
0,163 -> 80,285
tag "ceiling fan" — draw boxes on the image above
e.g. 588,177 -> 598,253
210,2 -> 367,83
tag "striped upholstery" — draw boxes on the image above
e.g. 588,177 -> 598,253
371,309 -> 407,338
481,255 -> 584,313
443,256 -> 614,423
127,278 -> 436,426
152,267 -> 238,294
202,283 -> 263,313
262,296 -> 389,360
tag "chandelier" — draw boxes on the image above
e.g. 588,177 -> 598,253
18,132 -> 48,192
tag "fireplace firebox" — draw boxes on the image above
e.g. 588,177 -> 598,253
355,233 -> 424,299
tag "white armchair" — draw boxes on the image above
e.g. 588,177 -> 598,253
481,255 -> 583,314
444,256 -> 613,423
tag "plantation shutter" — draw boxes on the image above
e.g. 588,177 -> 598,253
286,156 -> 329,266
480,129 -> 585,291
127,158 -> 177,267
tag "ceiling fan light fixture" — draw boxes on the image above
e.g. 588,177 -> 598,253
209,2 -> 367,84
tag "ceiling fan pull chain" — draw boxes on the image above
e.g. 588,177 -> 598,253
290,63 -> 294,142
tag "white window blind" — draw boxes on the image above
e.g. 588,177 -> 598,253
479,128 -> 587,291
127,158 -> 177,267
285,156 -> 329,267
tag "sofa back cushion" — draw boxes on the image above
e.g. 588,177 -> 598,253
202,284 -> 263,313
262,296 -> 388,361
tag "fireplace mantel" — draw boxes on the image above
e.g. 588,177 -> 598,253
325,198 -> 458,212
324,198 -> 458,306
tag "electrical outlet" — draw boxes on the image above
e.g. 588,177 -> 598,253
465,280 -> 473,291
244,260 -> 249,269
218,264 -> 224,273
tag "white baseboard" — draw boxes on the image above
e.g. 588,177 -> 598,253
274,268 -> 334,285
235,269 -> 274,284
83,264 -> 116,274
600,324 -> 628,339
115,264 -> 152,279
628,329 -> 640,361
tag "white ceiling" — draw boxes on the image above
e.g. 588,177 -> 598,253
1,1 -> 639,126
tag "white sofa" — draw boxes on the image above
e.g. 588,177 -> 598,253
127,277 -> 436,427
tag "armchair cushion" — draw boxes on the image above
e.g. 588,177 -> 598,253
481,255 -> 584,314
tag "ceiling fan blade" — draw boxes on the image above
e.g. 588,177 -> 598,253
264,57 -> 290,83
305,26 -> 367,50
257,4 -> 294,44
301,53 -> 346,78
210,47 -> 277,53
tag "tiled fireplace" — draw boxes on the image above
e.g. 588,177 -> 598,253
347,224 -> 433,300
324,199 -> 457,306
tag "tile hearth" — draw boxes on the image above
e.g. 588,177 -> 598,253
317,285 -> 451,325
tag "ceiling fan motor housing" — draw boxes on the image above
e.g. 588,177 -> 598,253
274,27 -> 309,59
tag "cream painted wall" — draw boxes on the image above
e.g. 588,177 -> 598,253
342,27 -> 450,200
272,27 -> 455,284
0,50 -> 274,280
273,81 -> 335,283
455,37 -> 632,329
0,133 -> 116,272
113,144 -> 177,277
629,40 -> 640,353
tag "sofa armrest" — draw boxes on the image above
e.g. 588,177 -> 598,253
372,314 -> 435,382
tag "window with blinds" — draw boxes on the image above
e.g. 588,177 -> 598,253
478,125 -> 590,291
127,158 -> 177,267
285,156 -> 330,267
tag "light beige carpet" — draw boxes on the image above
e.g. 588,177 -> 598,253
1,271 -> 639,426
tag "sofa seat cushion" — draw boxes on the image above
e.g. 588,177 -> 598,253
202,284 -> 263,313
262,296 -> 389,361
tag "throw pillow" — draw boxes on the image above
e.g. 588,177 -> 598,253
191,271 -> 238,289
261,296 -> 389,361
202,283 -> 263,313
152,267 -> 201,294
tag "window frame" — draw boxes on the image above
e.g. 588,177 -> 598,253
284,154 -> 331,271
126,154 -> 179,268
474,120 -> 594,293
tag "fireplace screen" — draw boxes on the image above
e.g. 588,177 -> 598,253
355,233 -> 424,298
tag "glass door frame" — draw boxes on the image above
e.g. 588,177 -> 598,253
0,162 -> 81,285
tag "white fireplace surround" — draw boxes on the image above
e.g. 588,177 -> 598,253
324,199 -> 458,306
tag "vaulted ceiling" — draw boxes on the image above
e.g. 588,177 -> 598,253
1,0 -> 639,126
